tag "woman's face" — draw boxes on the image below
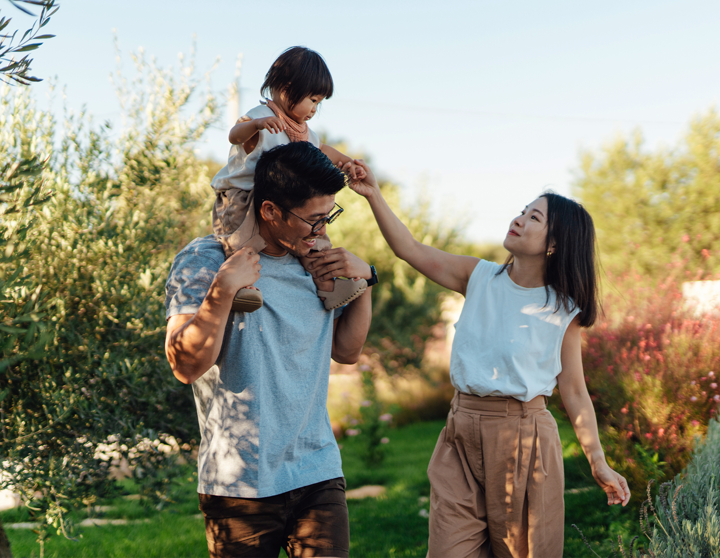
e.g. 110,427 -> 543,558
503,197 -> 551,258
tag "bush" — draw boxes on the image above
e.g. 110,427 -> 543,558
644,418 -> 720,557
0,45 -> 217,540
556,266 -> 720,497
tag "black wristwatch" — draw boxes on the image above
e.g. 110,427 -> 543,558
366,265 -> 379,287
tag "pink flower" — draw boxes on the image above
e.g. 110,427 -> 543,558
710,371 -> 716,378
379,413 -> 393,422
621,406 -> 629,415
691,396 -> 698,402
360,400 -> 372,407
682,234 -> 690,243
380,437 -> 390,444
345,429 -> 360,437
714,395 -> 720,403
658,428 -> 665,437
691,380 -> 696,386
645,432 -> 653,439
692,420 -> 700,427
711,383 -> 718,389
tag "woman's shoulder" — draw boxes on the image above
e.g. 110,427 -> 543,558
469,259 -> 503,282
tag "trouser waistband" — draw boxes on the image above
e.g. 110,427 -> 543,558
452,391 -> 547,418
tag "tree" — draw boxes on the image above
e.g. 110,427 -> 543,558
574,109 -> 720,279
1,2 -> 56,556
1,38 -> 218,556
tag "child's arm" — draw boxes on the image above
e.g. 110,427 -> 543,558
229,116 -> 287,148
319,143 -> 366,181
557,318 -> 631,506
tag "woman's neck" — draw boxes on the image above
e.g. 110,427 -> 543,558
507,256 -> 546,288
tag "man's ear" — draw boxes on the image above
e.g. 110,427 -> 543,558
259,200 -> 280,223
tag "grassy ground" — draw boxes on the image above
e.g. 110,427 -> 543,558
3,415 -> 643,557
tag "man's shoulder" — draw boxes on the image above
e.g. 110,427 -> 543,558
173,235 -> 226,270
178,235 -> 224,257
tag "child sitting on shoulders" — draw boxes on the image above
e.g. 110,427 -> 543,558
212,46 -> 367,312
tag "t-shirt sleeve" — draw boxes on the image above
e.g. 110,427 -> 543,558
164,238 -> 225,320
465,259 -> 500,299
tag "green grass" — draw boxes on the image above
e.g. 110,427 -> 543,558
3,415 -> 644,557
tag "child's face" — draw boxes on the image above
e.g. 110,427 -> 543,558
285,94 -> 325,123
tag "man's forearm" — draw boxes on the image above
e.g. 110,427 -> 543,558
331,287 -> 372,364
165,279 -> 233,384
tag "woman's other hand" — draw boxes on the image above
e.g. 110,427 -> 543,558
592,462 -> 631,506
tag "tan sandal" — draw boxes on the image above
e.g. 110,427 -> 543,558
317,278 -> 368,310
232,288 -> 263,313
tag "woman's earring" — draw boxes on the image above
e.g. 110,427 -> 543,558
546,250 -> 553,257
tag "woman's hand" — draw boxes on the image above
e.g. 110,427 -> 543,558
592,462 -> 631,506
343,159 -> 379,198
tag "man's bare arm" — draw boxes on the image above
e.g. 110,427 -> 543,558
165,248 -> 260,384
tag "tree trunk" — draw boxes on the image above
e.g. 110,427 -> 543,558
0,519 -> 12,558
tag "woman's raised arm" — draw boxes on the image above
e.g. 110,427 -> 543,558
349,159 -> 479,295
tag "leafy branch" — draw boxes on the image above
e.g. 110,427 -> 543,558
0,0 -> 57,85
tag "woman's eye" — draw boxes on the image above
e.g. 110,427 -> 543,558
531,215 -> 538,221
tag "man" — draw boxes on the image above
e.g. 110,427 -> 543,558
164,142 -> 375,557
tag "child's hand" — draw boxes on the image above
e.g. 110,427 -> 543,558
336,160 -> 367,182
254,116 -> 287,135
345,159 -> 380,199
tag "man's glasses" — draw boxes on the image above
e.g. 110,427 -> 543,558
279,202 -> 344,234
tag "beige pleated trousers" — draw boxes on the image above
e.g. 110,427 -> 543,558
427,392 -> 564,558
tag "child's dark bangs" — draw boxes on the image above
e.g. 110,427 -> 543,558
286,61 -> 333,108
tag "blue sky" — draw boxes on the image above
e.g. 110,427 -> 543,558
9,0 -> 720,243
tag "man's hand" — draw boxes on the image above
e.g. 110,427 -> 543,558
305,247 -> 371,283
254,116 -> 287,135
216,247 -> 261,295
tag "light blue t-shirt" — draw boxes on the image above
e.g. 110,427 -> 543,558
164,235 -> 343,498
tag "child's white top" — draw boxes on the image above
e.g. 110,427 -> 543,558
450,259 -> 580,402
211,104 -> 321,192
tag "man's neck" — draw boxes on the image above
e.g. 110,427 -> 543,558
257,223 -> 289,257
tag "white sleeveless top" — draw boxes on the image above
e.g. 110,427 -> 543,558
211,104 -> 321,192
450,259 -> 580,401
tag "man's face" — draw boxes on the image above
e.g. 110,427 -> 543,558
261,195 -> 336,257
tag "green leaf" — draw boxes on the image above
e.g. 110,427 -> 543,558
14,43 -> 42,52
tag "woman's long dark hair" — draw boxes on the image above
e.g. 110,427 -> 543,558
499,192 -> 600,327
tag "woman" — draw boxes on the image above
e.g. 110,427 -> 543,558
344,160 -> 630,558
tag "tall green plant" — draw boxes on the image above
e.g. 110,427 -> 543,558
0,44 -> 218,548
574,109 -> 720,279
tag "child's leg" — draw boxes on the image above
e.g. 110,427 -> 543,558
212,189 -> 265,313
299,234 -> 368,310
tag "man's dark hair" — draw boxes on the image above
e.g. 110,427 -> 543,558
498,192 -> 600,327
254,142 -> 346,220
261,46 -> 334,109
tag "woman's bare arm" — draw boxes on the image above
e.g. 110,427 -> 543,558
350,159 -> 479,295
557,317 -> 631,506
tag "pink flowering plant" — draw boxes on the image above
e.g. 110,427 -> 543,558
555,268 -> 720,495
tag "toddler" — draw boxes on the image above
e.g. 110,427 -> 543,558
212,46 -> 367,313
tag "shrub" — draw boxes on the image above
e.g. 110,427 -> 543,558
558,266 -> 720,497
644,417 -> 720,557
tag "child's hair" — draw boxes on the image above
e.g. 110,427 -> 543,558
498,192 -> 600,327
261,46 -> 334,109
254,142 -> 346,220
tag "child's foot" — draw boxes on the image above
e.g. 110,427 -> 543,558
317,278 -> 368,310
232,287 -> 263,313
